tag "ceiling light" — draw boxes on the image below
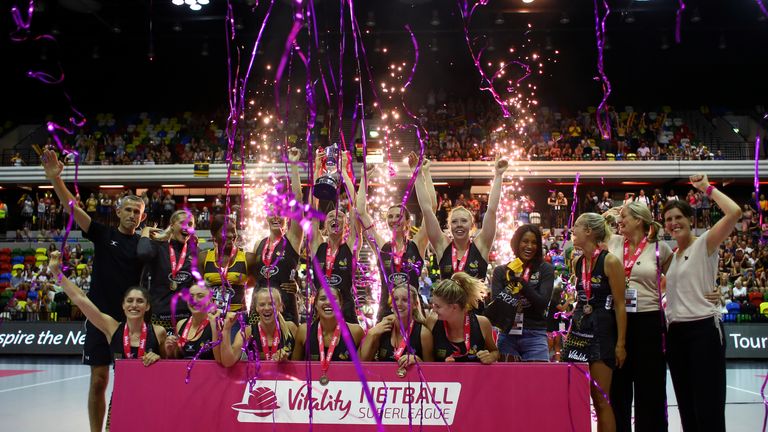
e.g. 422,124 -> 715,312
366,11 -> 375,27
198,0 -> 209,4
190,3 -> 202,10
494,14 -> 505,25
559,13 -> 570,25
172,0 -> 184,4
188,198 -> 205,202
522,0 -> 535,3
690,8 -> 701,23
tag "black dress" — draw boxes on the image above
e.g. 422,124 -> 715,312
431,313 -> 485,363
307,320 -> 357,361
314,243 -> 357,323
377,240 -> 423,320
176,318 -> 215,360
109,322 -> 160,361
376,321 -> 424,361
563,250 -> 618,367
253,237 -> 300,323
249,323 -> 296,359
438,241 -> 488,281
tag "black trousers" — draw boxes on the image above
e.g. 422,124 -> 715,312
611,310 -> 668,432
667,317 -> 726,432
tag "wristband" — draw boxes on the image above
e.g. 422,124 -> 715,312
706,185 -> 715,197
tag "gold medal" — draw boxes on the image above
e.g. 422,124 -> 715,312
170,281 -> 178,291
396,367 -> 407,378
319,374 -> 330,386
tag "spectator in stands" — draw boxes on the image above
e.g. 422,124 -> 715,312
663,173 -> 741,432
555,192 -> 568,229
547,191 -> 557,228
666,190 -> 679,202
161,193 -> 176,227
597,191 -> 613,214
635,189 -> 650,208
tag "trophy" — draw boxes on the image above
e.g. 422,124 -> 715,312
313,144 -> 339,201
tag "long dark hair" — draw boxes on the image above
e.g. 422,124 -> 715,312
510,224 -> 543,267
123,286 -> 153,323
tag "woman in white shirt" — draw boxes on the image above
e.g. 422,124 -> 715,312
663,173 -> 741,432
604,202 -> 672,432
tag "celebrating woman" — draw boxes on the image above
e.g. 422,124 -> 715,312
663,174 -> 741,431
355,154 -> 435,320
412,151 -> 508,282
292,287 -> 365,384
486,224 -> 554,362
360,284 -> 434,374
138,209 -> 196,331
426,273 -> 498,364
216,287 -> 297,366
309,151 -> 360,323
563,213 -> 626,432
251,147 -> 303,324
164,284 -> 215,360
48,251 -> 166,364
199,214 -> 253,313
603,202 -> 672,432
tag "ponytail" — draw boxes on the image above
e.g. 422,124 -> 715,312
431,272 -> 486,312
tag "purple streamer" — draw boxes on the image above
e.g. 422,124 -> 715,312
675,1 -> 686,44
756,136 -> 763,228
757,0 -> 768,18
592,0 -> 612,139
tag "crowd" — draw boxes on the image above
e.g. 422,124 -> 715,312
414,97 -> 727,162
0,242 -> 92,321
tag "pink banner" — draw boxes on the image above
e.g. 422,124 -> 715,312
111,360 -> 590,431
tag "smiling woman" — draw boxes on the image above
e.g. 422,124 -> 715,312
486,224 -> 554,362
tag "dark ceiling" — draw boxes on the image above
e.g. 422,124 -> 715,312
2,0 -> 768,122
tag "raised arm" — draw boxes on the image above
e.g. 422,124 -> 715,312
48,252 -> 118,339
286,147 -> 305,252
355,165 -> 386,249
409,152 -> 448,257
340,151 -> 359,252
309,152 -> 325,255
218,313 -> 244,367
475,155 -> 509,258
689,174 -> 742,255
412,159 -> 435,258
41,149 -> 91,233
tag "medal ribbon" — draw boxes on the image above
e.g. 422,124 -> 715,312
123,321 -> 147,359
622,236 -> 649,280
318,322 -> 341,375
261,236 -> 283,268
451,243 -> 469,273
217,245 -> 240,283
582,248 -> 602,302
168,241 -> 188,279
392,241 -> 407,273
393,320 -> 415,361
325,243 -> 339,278
444,313 -> 471,358
177,317 -> 209,347
258,323 -> 281,360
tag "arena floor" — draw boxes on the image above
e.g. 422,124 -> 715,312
0,356 -> 764,431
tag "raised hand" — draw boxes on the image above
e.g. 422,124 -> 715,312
48,251 -> 62,277
288,147 -> 301,162
689,173 -> 710,192
494,153 -> 509,176
41,149 -> 64,180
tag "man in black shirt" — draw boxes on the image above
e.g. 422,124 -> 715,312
42,149 -> 146,432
